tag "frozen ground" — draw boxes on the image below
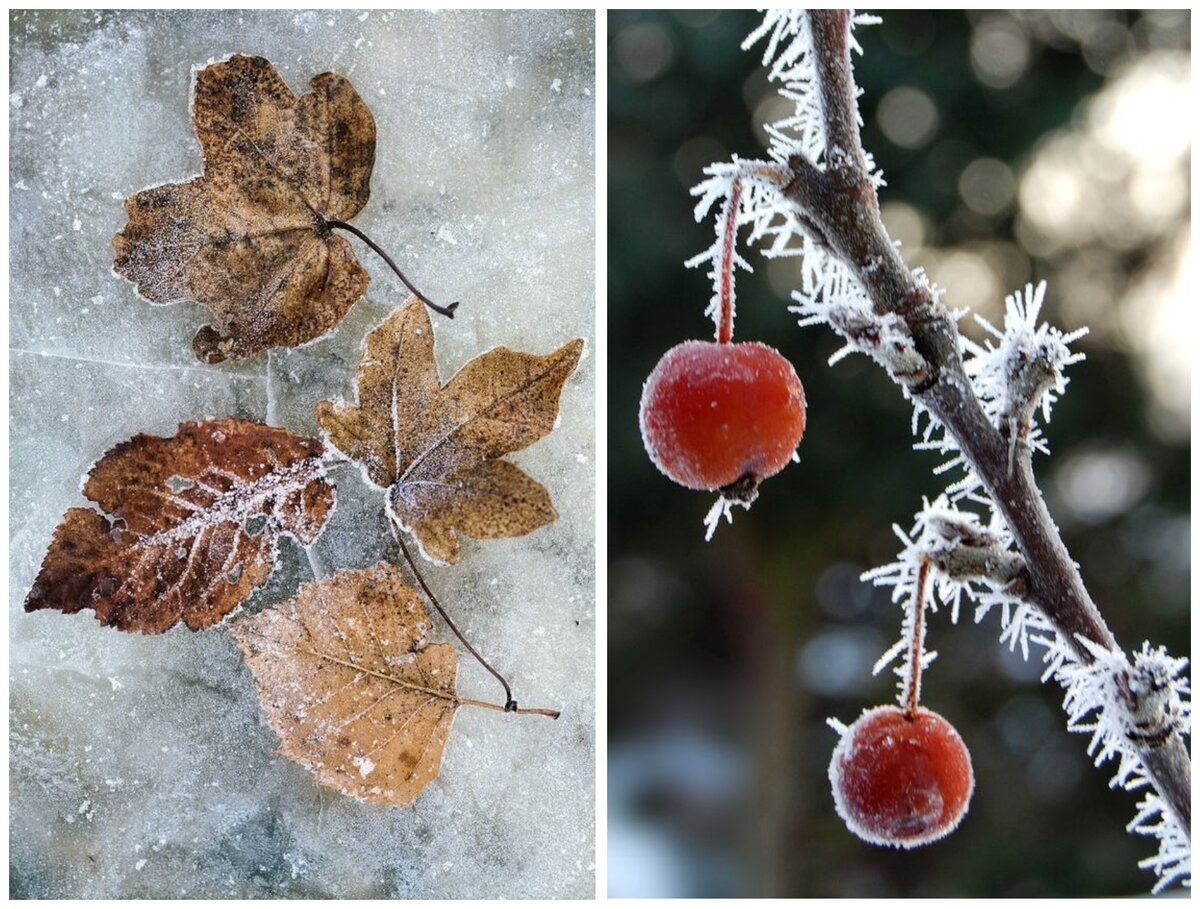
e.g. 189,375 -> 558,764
9,9 -> 595,899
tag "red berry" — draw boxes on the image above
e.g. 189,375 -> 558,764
829,705 -> 973,849
639,340 -> 806,496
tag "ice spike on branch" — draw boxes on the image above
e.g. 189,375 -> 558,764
963,280 -> 1088,468
743,9 -> 882,173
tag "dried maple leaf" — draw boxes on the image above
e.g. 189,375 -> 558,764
112,54 -> 376,363
24,419 -> 334,633
316,297 -> 584,564
230,563 -> 460,806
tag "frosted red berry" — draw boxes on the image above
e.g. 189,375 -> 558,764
829,705 -> 973,849
639,340 -> 806,496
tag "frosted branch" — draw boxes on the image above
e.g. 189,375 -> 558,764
692,8 -> 1191,890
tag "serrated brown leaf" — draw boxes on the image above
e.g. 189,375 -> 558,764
112,54 -> 375,363
316,297 -> 584,564
230,563 -> 458,806
24,419 -> 334,633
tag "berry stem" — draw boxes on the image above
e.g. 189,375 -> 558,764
716,178 -> 742,344
327,219 -> 460,318
904,558 -> 930,719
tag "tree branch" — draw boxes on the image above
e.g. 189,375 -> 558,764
807,9 -> 869,189
784,8 -> 1189,836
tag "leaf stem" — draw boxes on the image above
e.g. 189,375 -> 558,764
327,219 -> 460,318
390,520 -> 557,717
468,700 -> 562,719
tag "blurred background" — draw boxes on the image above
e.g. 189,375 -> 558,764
609,9 -> 1190,898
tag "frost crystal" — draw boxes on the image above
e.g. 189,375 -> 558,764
743,9 -> 881,173
863,496 -> 1021,629
702,495 -> 753,542
963,280 -> 1088,466
1057,640 -> 1191,892
687,157 -> 814,317
1059,641 -> 1190,784
792,277 -> 926,385
688,10 -> 884,328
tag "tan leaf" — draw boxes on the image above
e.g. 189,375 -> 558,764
316,297 -> 584,564
112,54 -> 375,363
24,419 -> 334,633
230,563 -> 459,806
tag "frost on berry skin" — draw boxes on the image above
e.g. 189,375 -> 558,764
639,339 -> 806,495
829,705 -> 974,849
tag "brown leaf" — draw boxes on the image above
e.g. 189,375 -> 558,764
230,563 -> 458,806
316,298 -> 584,564
24,419 -> 334,633
112,54 -> 375,363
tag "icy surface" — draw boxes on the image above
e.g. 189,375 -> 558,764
10,9 -> 594,899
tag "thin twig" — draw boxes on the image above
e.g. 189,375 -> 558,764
806,10 -> 869,189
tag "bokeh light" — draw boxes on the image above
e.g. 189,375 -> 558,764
877,86 -> 940,148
